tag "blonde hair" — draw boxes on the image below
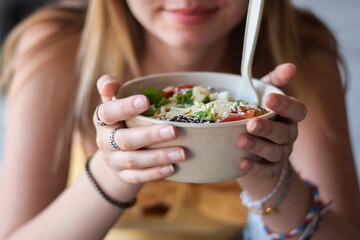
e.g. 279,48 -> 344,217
1,0 -> 343,152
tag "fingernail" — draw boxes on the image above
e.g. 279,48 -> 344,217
160,165 -> 174,176
242,138 -> 255,150
133,96 -> 147,109
160,126 -> 175,139
168,150 -> 185,163
240,161 -> 253,172
268,96 -> 281,108
286,63 -> 296,69
102,78 -> 118,88
251,120 -> 263,133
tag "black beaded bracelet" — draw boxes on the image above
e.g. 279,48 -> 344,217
85,157 -> 137,209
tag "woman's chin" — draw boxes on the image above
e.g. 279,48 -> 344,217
162,34 -> 216,49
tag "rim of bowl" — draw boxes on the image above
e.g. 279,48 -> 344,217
121,71 -> 282,128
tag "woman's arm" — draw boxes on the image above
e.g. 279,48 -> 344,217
0,24 -> 131,240
291,46 -> 360,233
0,23 -> 184,239
236,59 -> 360,238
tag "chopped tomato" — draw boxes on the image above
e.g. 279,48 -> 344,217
220,114 -> 246,122
220,110 -> 255,122
244,110 -> 255,119
163,84 -> 194,98
231,106 -> 248,114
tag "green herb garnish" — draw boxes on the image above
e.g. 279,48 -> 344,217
176,90 -> 194,106
235,100 -> 248,105
140,85 -> 164,105
258,106 -> 267,113
191,108 -> 213,122
140,86 -> 170,116
158,97 -> 170,107
203,96 -> 211,104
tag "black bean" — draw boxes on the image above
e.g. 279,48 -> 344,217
168,115 -> 205,123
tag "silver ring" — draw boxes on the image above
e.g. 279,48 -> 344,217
96,104 -> 115,127
110,127 -> 122,151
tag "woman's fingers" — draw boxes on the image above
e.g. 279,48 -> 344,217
261,63 -> 296,87
238,135 -> 291,162
237,63 -> 300,179
246,117 -> 298,145
239,158 -> 281,179
265,93 -> 307,122
93,95 -> 149,126
117,165 -> 176,184
103,147 -> 186,171
97,124 -> 177,151
97,75 -> 121,102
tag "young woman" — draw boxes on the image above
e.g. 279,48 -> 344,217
0,0 -> 359,239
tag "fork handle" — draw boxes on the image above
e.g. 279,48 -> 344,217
241,0 -> 265,81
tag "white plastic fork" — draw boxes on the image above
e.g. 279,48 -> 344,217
236,0 -> 265,105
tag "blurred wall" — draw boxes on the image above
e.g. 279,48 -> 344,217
0,0 -> 55,45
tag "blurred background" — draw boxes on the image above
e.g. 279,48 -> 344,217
0,0 -> 359,182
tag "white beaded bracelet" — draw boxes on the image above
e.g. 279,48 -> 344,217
240,161 -> 288,210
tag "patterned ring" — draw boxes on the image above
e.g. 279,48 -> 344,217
95,104 -> 115,127
110,127 -> 122,151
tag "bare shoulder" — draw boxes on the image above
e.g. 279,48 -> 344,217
8,7 -> 84,97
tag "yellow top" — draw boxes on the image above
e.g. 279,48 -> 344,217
68,143 -> 248,240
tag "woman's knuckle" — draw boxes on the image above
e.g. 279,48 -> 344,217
129,173 -> 142,184
289,125 -> 298,142
280,127 -> 291,143
96,135 -> 109,150
119,99 -> 133,117
157,151 -> 169,164
149,127 -> 160,141
99,104 -> 111,124
275,147 -> 285,162
126,155 -> 137,169
279,97 -> 290,114
265,167 -> 276,178
298,103 -> 307,121
101,152 -> 111,164
284,145 -> 292,158
153,169 -> 164,180
251,164 -> 261,176
117,131 -> 130,150
272,164 -> 281,175
264,122 -> 273,137
96,136 -> 103,149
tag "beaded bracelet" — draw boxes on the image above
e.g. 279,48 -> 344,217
85,157 -> 137,209
298,210 -> 321,240
240,161 -> 288,211
250,166 -> 293,215
298,199 -> 332,240
262,181 -> 320,239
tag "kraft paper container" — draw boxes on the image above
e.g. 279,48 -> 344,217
118,72 -> 284,183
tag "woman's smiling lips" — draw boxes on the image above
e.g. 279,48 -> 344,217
163,7 -> 219,25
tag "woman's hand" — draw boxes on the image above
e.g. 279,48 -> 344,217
93,75 -> 186,185
237,64 -> 307,179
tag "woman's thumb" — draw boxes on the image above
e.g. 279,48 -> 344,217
96,75 -> 120,102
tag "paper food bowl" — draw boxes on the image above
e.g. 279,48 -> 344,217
118,72 -> 284,183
